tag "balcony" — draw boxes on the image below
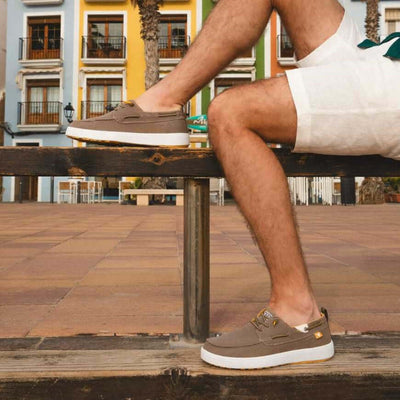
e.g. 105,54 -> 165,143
81,36 -> 127,65
277,34 -> 296,66
17,101 -> 63,132
158,35 -> 190,65
19,37 -> 63,67
81,101 -> 120,120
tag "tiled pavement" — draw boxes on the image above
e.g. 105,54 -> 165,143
0,203 -> 399,338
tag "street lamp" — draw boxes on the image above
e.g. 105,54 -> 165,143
64,103 -> 75,123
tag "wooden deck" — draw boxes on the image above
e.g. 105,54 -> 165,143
0,334 -> 399,399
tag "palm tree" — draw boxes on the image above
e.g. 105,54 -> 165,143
360,0 -> 383,204
364,0 -> 380,42
131,0 -> 162,89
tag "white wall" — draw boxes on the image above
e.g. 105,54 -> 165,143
0,0 -> 7,95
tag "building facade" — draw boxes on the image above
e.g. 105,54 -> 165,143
3,0 -> 76,202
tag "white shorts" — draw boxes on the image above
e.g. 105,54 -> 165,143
286,11 -> 400,160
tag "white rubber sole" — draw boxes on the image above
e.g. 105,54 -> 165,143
66,126 -> 190,147
201,341 -> 334,370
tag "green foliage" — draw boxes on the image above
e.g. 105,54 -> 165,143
383,177 -> 400,193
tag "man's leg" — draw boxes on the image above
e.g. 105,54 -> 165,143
208,77 -> 315,326
137,0 -> 344,112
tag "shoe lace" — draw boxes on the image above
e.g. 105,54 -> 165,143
110,101 -> 135,113
251,308 -> 279,331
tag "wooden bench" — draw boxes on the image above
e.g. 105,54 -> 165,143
1,146 -> 400,344
122,188 -> 184,206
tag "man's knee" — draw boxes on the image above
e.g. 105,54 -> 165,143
208,89 -> 240,148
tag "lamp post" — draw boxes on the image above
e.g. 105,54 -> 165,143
63,102 -> 75,123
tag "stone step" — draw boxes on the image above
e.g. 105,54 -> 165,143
0,333 -> 399,399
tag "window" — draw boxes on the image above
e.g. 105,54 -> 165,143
158,15 -> 188,58
24,79 -> 60,124
278,24 -> 295,59
27,16 -> 61,60
83,78 -> 122,119
385,9 -> 400,36
86,15 -> 124,58
215,78 -> 251,96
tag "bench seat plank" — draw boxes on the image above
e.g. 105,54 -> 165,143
0,146 -> 399,177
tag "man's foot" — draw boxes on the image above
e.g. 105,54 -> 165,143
66,100 -> 189,147
201,308 -> 334,369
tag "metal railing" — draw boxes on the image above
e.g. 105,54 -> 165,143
81,36 -> 126,59
277,34 -> 295,59
81,101 -> 120,119
19,37 -> 63,61
17,102 -> 62,125
158,35 -> 190,58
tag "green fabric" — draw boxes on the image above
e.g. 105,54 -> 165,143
358,32 -> 400,59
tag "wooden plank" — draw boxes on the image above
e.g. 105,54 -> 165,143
0,334 -> 398,378
0,146 -> 400,177
123,189 -> 184,195
0,335 -> 399,399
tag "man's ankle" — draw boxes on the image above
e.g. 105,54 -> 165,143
135,91 -> 183,113
268,297 -> 321,327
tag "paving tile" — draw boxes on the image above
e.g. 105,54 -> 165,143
108,247 -> 178,257
0,257 -> 27,270
0,254 -> 102,280
30,314 -> 183,336
313,282 -> 400,297
210,263 -> 267,279
95,256 -> 179,269
0,287 -> 71,305
80,268 -> 181,286
331,312 -> 400,332
308,266 -> 383,284
210,278 -> 271,303
0,279 -> 77,289
47,239 -> 120,254
0,305 -> 53,337
211,252 -> 259,264
44,286 -> 182,316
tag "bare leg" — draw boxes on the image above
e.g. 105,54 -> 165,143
136,0 -> 344,111
208,77 -> 316,326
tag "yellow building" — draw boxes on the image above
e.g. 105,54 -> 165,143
76,0 -> 198,124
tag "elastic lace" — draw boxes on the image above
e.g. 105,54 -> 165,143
250,309 -> 278,331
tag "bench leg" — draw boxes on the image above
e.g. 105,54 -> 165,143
183,178 -> 210,343
176,194 -> 184,206
136,194 -> 149,206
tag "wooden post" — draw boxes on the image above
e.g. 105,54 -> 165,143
50,177 -> 54,204
183,178 -> 210,343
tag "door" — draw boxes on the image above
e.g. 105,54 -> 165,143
14,142 -> 39,202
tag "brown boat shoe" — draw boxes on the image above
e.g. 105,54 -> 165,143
66,100 -> 189,147
201,308 -> 334,369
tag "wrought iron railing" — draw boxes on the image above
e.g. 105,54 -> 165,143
158,35 -> 190,58
81,36 -> 126,59
18,102 -> 62,125
277,34 -> 295,59
19,37 -> 63,61
81,101 -> 121,119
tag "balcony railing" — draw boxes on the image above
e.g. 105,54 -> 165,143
18,102 -> 62,125
81,101 -> 120,119
277,34 -> 295,59
158,35 -> 190,58
81,36 -> 126,59
19,37 -> 63,61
